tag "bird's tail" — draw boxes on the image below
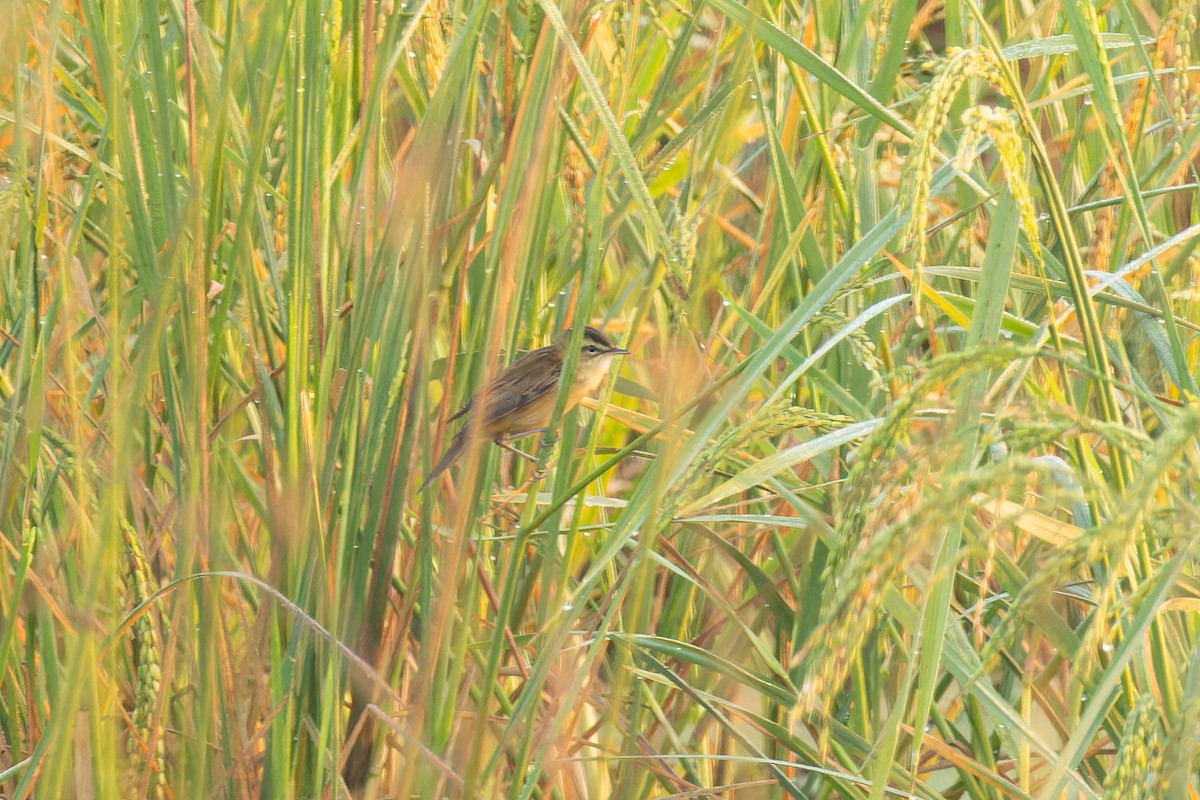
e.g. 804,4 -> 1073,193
418,429 -> 467,492
341,682 -> 378,792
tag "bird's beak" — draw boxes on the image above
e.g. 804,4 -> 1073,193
609,348 -> 630,356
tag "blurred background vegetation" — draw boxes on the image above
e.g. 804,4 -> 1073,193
2,0 -> 1199,797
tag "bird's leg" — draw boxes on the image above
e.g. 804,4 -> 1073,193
494,427 -> 551,462
504,427 -> 549,441
495,429 -> 554,487
494,437 -> 539,464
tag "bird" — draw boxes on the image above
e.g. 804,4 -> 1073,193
418,326 -> 630,490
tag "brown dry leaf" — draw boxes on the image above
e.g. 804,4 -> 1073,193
971,493 -> 1083,546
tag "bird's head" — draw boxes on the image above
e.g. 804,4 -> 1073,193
561,326 -> 630,389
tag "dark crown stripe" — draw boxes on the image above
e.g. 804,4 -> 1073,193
582,326 -> 615,349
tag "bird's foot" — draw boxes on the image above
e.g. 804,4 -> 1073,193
513,465 -> 549,497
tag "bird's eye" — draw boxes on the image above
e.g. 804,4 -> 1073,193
584,345 -> 599,354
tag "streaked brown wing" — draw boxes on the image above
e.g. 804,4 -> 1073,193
447,399 -> 472,423
479,345 -> 561,426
